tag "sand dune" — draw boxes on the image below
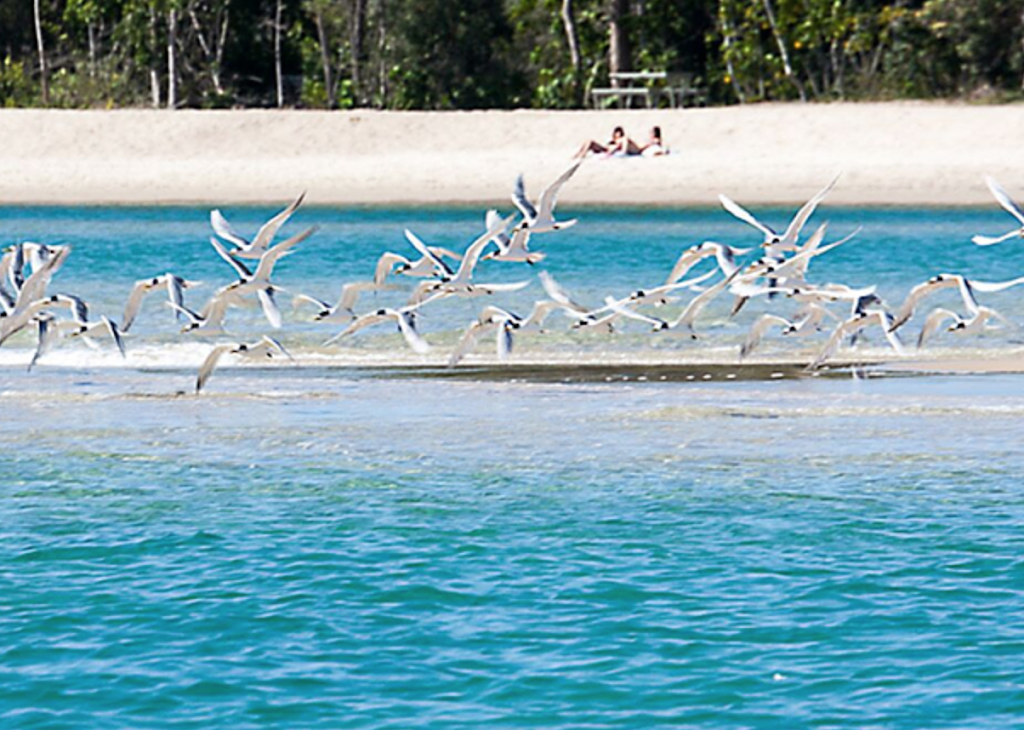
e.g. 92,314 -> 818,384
2,103 -> 1022,206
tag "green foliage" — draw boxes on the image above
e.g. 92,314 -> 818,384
2,0 -> 1024,108
922,0 -> 1024,93
0,57 -> 35,108
386,0 -> 527,109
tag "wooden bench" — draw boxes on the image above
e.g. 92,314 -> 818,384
664,72 -> 708,108
590,71 -> 707,109
590,72 -> 666,109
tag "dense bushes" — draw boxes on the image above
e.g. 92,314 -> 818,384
4,0 -> 1023,109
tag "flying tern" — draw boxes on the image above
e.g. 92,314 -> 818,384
324,306 -> 430,354
511,162 -> 581,233
665,241 -> 749,285
122,273 -> 202,332
195,335 -> 293,393
719,174 -> 840,255
973,176 -> 1024,246
28,313 -> 125,371
809,310 -> 904,370
211,193 -> 307,259
481,209 -> 545,264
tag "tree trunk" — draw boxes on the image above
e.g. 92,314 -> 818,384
87,23 -> 97,80
215,11 -> 228,95
377,0 -> 388,106
167,8 -> 177,108
720,9 -> 746,104
1020,8 -> 1024,90
275,0 -> 284,107
762,0 -> 806,101
350,0 -> 367,105
188,6 -> 229,95
33,0 -> 48,104
608,0 -> 632,81
150,7 -> 161,108
315,9 -> 334,108
560,0 -> 583,106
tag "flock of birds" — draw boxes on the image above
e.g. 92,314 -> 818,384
2,162 -> 1024,392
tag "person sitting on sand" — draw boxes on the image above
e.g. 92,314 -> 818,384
574,126 -> 641,158
640,126 -> 668,157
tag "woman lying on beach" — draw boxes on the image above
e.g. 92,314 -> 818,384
575,125 -> 666,158
640,126 -> 668,157
574,126 -> 641,158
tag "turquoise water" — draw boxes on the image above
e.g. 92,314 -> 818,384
2,205 -> 1024,727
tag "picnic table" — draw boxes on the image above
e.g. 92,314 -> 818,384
590,71 -> 707,109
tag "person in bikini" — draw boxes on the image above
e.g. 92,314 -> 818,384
640,126 -> 667,157
574,126 -> 641,158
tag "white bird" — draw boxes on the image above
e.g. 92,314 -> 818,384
665,268 -> 744,338
739,314 -> 793,360
448,306 -> 522,367
588,270 -> 717,317
0,290 -> 84,348
973,176 -> 1024,246
915,307 -> 961,349
809,310 -> 904,370
406,213 -> 527,303
787,283 -> 878,305
212,225 -> 314,287
211,193 -> 306,259
665,241 -> 749,284
786,303 -> 838,334
890,273 -> 1024,332
511,162 -> 581,233
208,226 -> 315,328
917,281 -> 1013,348
538,270 -> 588,313
761,224 -> 860,284
727,223 -> 858,317
739,304 -> 836,360
481,209 -> 545,264
28,313 -> 125,371
945,305 -> 1010,338
589,270 -> 741,337
0,250 -> 20,312
719,174 -> 840,255
293,280 -> 398,324
3,242 -> 66,296
169,288 -> 243,335
600,297 -> 672,331
373,242 -> 462,286
515,299 -> 583,330
889,274 -> 963,331
121,273 -> 201,332
195,335 -> 293,393
324,306 -> 429,354
4,245 -> 70,313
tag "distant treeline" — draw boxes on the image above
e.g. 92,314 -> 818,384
3,0 -> 1023,109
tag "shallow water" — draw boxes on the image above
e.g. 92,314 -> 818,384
3,370 -> 1024,728
3,206 -> 1024,728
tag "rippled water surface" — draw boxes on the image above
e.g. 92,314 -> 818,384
2,205 -> 1024,728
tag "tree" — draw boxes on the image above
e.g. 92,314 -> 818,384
387,0 -> 526,109
33,0 -> 48,104
559,0 -> 583,105
607,0 -> 631,80
349,0 -> 367,103
185,0 -> 232,98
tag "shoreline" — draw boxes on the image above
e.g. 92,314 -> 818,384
3,103 -> 1024,206
4,348 -> 1024,382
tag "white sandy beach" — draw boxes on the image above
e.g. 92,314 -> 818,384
2,103 -> 1024,206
